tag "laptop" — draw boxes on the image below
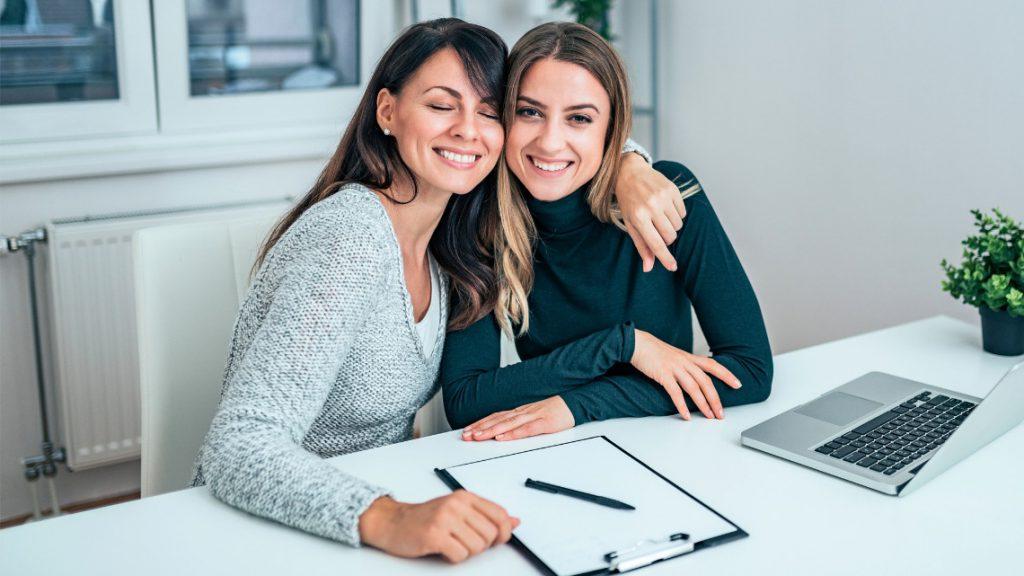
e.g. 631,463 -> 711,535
740,362 -> 1024,496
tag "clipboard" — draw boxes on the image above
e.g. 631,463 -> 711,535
434,436 -> 747,576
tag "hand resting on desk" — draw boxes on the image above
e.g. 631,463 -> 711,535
459,329 -> 744,443
461,396 -> 575,442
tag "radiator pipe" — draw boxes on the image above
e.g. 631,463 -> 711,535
47,477 -> 62,516
25,466 -> 42,521
4,228 -> 67,518
22,239 -> 54,448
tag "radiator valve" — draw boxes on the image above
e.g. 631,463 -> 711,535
2,228 -> 47,255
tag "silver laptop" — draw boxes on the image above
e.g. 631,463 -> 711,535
741,362 -> 1024,496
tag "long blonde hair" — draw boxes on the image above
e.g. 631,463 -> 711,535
493,22 -> 632,337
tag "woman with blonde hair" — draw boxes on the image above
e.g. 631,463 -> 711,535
442,22 -> 773,440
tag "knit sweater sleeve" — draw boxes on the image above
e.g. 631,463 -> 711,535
622,138 -> 652,163
200,200 -> 391,546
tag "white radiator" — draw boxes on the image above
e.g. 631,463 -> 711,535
45,200 -> 290,470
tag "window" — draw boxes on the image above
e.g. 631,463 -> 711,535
0,1 -> 403,181
153,0 -> 390,134
185,0 -> 359,97
0,0 -> 120,105
0,0 -> 156,143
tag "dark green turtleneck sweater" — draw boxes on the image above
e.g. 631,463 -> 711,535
440,161 -> 772,428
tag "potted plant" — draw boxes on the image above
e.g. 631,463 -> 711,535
553,0 -> 614,39
941,208 -> 1024,356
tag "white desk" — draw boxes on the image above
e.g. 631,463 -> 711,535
2,316 -> 1022,575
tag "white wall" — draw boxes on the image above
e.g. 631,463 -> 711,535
657,0 -> 1024,353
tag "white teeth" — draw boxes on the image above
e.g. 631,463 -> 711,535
531,158 -> 570,172
438,149 -> 478,164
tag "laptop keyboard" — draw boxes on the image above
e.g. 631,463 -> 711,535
813,391 -> 976,477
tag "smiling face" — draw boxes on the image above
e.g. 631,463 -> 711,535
504,58 -> 611,202
377,48 -> 504,198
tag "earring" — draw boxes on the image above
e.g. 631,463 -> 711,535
383,127 -> 391,136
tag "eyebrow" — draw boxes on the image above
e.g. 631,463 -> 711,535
517,95 -> 600,114
424,85 -> 497,106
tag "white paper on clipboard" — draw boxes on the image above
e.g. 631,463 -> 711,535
439,436 -> 742,576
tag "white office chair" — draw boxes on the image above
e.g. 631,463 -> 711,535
134,211 -> 461,496
135,214 -> 279,497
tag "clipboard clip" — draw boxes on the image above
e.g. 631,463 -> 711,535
604,532 -> 693,573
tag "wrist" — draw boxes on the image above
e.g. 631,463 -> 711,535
552,395 -> 576,427
630,329 -> 648,365
358,496 -> 400,547
616,153 -> 644,187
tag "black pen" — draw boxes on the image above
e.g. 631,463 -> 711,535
524,478 -> 635,510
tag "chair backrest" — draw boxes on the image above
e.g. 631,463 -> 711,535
135,207 -> 479,492
135,214 -> 278,497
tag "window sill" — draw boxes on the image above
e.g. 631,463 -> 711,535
0,124 -> 340,185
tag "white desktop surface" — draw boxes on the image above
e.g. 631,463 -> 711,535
2,316 -> 1022,575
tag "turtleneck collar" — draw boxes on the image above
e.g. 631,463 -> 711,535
526,184 -> 596,236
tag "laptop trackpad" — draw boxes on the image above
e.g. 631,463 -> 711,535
795,392 -> 882,426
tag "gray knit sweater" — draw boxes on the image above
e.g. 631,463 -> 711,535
190,183 -> 447,546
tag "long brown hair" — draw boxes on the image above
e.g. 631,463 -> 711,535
492,22 -> 632,336
254,18 -> 507,330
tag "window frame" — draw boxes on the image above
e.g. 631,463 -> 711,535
0,1 -> 404,185
0,0 -> 158,143
152,0 -> 393,135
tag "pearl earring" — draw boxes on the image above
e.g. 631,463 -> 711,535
383,127 -> 391,136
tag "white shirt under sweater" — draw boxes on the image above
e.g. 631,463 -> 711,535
415,255 -> 441,356
190,183 -> 448,546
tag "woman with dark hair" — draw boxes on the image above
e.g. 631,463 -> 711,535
441,22 -> 773,441
191,18 -> 681,563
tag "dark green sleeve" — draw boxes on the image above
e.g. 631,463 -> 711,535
440,314 -> 636,429
563,163 -> 773,424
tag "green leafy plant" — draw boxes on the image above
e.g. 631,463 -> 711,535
941,208 -> 1024,317
552,0 -> 614,40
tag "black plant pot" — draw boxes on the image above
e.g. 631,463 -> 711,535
979,306 -> 1024,356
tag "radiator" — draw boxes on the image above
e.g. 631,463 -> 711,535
45,199 -> 291,470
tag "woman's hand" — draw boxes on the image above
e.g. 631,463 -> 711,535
359,492 -> 520,563
460,396 -> 575,442
615,153 -> 687,273
630,329 -> 742,420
